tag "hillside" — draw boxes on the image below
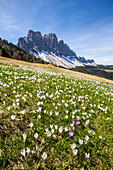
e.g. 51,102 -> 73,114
72,66 -> 113,81
0,38 -> 48,64
0,56 -> 113,85
0,61 -> 113,169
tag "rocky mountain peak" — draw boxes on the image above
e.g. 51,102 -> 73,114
17,30 -> 96,68
17,30 -> 76,57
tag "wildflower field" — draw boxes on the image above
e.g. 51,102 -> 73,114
0,62 -> 113,169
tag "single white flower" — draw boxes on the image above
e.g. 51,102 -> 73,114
42,152 -> 47,160
65,115 -> 68,119
20,110 -> 25,115
85,136 -> 89,141
13,103 -> 16,107
99,135 -> 102,139
88,130 -> 91,134
59,126 -> 63,133
20,148 -> 25,157
92,131 -> 95,135
71,143 -> 77,149
38,114 -> 41,119
7,106 -> 10,111
85,120 -> 89,125
51,129 -> 54,134
11,115 -> 15,120
54,125 -> 58,130
79,139 -> 83,145
34,133 -> 38,139
85,153 -> 90,158
50,111 -> 52,115
22,133 -> 27,142
26,147 -> 30,154
72,149 -> 78,155
50,124 -> 53,129
72,115 -> 75,119
45,128 -> 49,132
65,127 -> 68,132
55,112 -> 59,116
29,122 -> 33,128
47,131 -> 51,137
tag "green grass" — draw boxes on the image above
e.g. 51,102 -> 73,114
0,62 -> 113,169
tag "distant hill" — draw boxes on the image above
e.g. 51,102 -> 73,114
0,38 -> 48,64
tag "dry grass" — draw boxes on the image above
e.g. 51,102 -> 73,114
0,56 -> 113,85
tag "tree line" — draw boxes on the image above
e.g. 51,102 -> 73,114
0,38 -> 48,64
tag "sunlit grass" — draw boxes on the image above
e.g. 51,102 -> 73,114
0,62 -> 113,169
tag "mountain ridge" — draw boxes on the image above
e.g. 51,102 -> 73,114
17,30 -> 96,68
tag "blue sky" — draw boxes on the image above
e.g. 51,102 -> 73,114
0,0 -> 113,64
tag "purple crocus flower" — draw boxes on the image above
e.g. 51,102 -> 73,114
36,109 -> 39,112
72,126 -> 75,131
20,148 -> 25,157
72,120 -> 75,124
69,131 -> 73,137
77,116 -> 80,121
81,99 -> 84,103
76,121 -> 80,125
73,143 -> 77,148
89,110 -> 91,113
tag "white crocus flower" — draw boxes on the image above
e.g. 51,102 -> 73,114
72,149 -> 78,155
85,136 -> 89,141
7,106 -> 10,110
55,112 -> 59,116
50,124 -> 53,129
59,126 -> 63,133
38,114 -> 41,119
11,115 -> 15,120
42,152 -> 47,160
22,133 -> 27,142
65,115 -> 68,119
51,129 -> 54,134
29,122 -> 33,128
47,131 -> 51,137
65,127 -> 68,132
55,125 -> 58,130
85,153 -> 90,158
26,147 -> 30,154
71,143 -> 77,149
20,110 -> 25,115
79,139 -> 83,145
34,133 -> 38,139
99,135 -> 102,139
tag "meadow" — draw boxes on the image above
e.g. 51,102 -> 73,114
0,62 -> 113,169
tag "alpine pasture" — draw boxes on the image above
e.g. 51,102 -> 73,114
0,62 -> 113,169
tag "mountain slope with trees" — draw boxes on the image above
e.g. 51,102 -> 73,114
0,38 -> 48,64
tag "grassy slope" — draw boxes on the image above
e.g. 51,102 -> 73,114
0,60 -> 113,169
0,56 -> 113,85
